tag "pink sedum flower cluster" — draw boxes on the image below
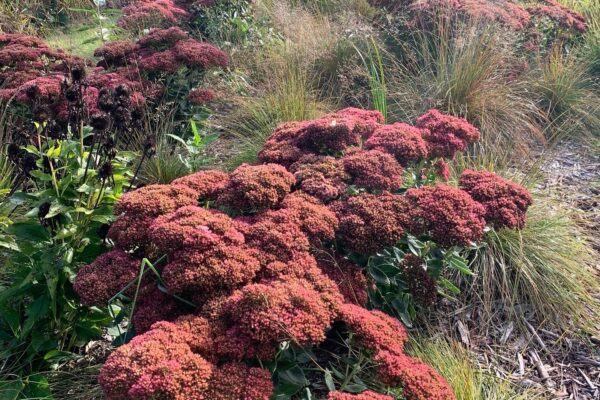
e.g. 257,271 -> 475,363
80,107 -> 534,400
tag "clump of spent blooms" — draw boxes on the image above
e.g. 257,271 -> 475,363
459,169 -> 533,229
118,0 -> 189,30
342,149 -> 404,192
327,391 -> 394,400
215,279 -> 337,360
332,107 -> 385,139
364,123 -> 429,165
258,108 -> 384,167
264,192 -> 339,244
375,351 -> 456,400
527,0 -> 587,33
94,41 -> 138,67
188,88 -> 216,105
291,155 -> 350,202
244,218 -> 310,266
218,163 -> 295,212
298,114 -> 363,153
338,304 -> 456,400
332,193 -> 410,254
113,184 -> 198,218
416,109 -> 480,158
401,254 -> 438,307
98,322 -> 212,400
171,170 -> 229,201
173,40 -> 229,70
406,185 -> 486,247
172,315 -> 215,357
316,253 -> 369,306
162,244 -> 261,296
138,50 -> 180,73
73,250 -> 140,306
338,303 -> 408,355
107,215 -> 154,251
206,363 -> 273,400
148,206 -> 243,254
137,26 -> 189,49
133,285 -> 190,334
258,121 -> 307,167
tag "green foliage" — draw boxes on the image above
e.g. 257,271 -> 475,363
44,9 -> 125,58
192,0 -> 257,45
268,338 -> 394,399
0,124 -> 135,394
355,39 -> 388,122
362,236 -> 473,328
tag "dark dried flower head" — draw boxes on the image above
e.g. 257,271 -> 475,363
98,161 -> 114,180
90,112 -> 110,131
400,254 -> 437,307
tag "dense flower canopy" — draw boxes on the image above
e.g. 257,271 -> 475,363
79,106 -> 534,400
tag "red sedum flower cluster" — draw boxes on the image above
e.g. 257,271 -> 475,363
459,169 -> 533,229
81,107 -> 534,399
118,0 -> 190,30
328,391 -> 394,400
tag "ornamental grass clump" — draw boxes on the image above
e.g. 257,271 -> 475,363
77,107 -> 538,399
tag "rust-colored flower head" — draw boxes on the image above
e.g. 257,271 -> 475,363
406,184 -> 486,247
171,170 -> 229,202
291,154 -> 350,202
328,391 -> 394,400
218,163 -> 294,212
148,205 -> 243,254
332,192 -> 409,254
162,244 -> 261,296
73,250 -> 140,306
342,149 -> 404,192
364,122 -> 429,165
262,192 -> 339,244
113,184 -> 198,219
206,363 -> 273,400
416,109 -> 480,159
99,321 -> 212,400
316,253 -> 368,306
400,254 -> 437,307
214,279 -> 337,359
459,169 -> 533,229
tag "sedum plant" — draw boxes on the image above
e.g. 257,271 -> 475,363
73,107 -> 535,399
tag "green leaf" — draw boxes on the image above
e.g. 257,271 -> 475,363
6,223 -> 50,242
279,365 -> 308,386
43,349 -> 76,362
23,374 -> 51,399
342,383 -> 368,393
0,379 -> 24,400
446,254 -> 473,276
324,370 -> 336,392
